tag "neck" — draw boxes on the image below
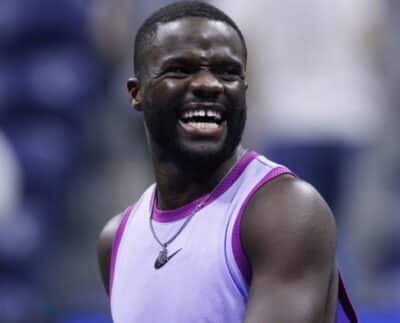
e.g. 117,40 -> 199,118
152,146 -> 246,210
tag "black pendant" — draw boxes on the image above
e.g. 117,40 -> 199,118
154,248 -> 168,269
154,248 -> 182,269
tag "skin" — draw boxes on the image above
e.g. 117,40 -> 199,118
98,17 -> 338,322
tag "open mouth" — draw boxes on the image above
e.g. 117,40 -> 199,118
179,108 -> 225,130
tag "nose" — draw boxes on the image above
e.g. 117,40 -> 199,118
189,70 -> 224,99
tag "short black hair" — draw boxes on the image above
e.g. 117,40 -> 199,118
134,0 -> 247,76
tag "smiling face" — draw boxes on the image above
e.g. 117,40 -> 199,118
130,17 -> 247,169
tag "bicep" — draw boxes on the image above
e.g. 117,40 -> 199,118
244,264 -> 336,323
97,214 -> 123,296
242,177 -> 337,323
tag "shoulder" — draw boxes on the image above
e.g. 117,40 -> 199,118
98,213 -> 124,254
239,175 -> 340,322
241,174 -> 336,269
97,213 -> 124,295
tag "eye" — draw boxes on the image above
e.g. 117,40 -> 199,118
163,65 -> 193,78
213,65 -> 244,81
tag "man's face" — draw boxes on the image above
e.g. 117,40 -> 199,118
137,17 -> 247,168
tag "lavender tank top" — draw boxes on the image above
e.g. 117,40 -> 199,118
110,151 -> 357,323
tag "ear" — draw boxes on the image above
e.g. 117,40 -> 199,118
127,77 -> 143,111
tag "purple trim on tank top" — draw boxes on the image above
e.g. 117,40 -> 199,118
152,151 -> 259,223
336,301 -> 350,323
231,166 -> 293,285
152,194 -> 204,223
109,204 -> 135,296
338,273 -> 358,322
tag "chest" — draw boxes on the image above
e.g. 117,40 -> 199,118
111,197 -> 245,323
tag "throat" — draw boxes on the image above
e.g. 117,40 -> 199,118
155,182 -> 212,211
154,146 -> 246,211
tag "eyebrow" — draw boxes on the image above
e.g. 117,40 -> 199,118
160,57 -> 194,69
160,55 -> 245,70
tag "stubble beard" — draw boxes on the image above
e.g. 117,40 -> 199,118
143,104 -> 247,175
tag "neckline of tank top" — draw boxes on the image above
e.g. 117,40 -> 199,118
151,150 -> 259,223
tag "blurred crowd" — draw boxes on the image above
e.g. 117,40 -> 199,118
0,0 -> 398,322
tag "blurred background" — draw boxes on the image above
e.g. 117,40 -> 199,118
0,0 -> 398,322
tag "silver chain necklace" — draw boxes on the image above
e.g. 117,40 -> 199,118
149,149 -> 247,269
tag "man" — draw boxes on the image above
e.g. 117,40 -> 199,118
97,1 -> 358,322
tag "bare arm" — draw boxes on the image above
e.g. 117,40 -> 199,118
97,214 -> 123,296
242,175 -> 337,323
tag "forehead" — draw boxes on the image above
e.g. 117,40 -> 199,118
146,17 -> 246,64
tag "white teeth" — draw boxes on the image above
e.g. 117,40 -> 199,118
188,122 -> 219,129
183,111 -> 191,118
206,110 -> 221,120
182,109 -> 222,121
